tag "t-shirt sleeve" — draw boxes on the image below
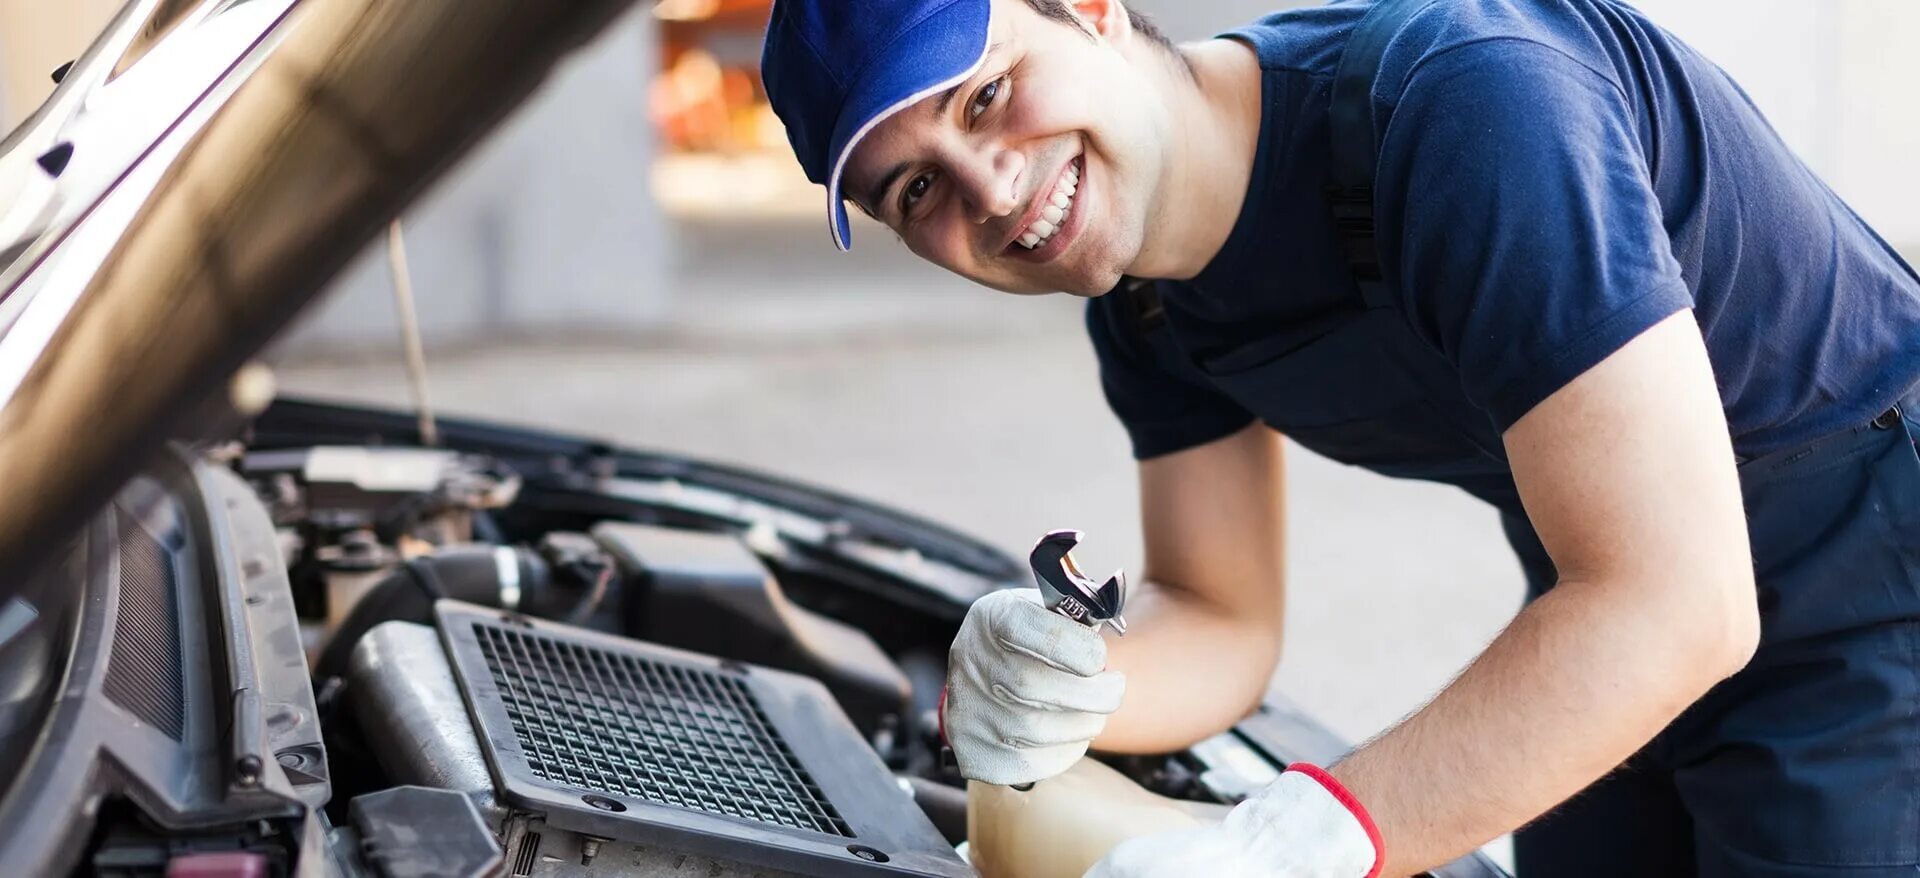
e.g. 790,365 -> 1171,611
1084,292 -> 1255,460
1375,39 -> 1695,431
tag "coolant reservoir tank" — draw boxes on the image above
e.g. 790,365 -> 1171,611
966,759 -> 1231,878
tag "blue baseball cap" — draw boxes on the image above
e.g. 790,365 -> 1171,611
762,0 -> 993,250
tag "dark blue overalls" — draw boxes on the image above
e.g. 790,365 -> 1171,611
1120,224 -> 1920,877
1115,270 -> 1920,873
1107,0 -> 1920,870
1502,399 -> 1920,875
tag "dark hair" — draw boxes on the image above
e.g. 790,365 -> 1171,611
1021,0 -> 1176,52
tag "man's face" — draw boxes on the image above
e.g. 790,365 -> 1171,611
841,0 -> 1168,296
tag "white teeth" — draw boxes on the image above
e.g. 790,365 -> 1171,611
1016,160 -> 1082,249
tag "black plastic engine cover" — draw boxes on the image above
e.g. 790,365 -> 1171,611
591,521 -> 911,734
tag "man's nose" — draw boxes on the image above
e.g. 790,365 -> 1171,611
956,149 -> 1023,225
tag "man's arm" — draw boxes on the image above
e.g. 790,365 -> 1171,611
936,418 -> 1282,784
1095,420 -> 1289,753
1330,311 -> 1761,875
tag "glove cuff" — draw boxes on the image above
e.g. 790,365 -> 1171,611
1287,763 -> 1385,878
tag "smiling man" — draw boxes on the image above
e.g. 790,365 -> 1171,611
759,0 -> 1920,875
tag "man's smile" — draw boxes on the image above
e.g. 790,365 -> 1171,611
1003,155 -> 1086,263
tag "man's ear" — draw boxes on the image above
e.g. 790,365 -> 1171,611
1071,0 -> 1134,43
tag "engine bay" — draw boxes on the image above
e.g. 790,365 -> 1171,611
247,412 -> 1281,875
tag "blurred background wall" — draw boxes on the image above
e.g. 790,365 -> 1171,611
319,0 -> 1920,348
287,8 -> 671,348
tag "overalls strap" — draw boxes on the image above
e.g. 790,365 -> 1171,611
1327,0 -> 1443,311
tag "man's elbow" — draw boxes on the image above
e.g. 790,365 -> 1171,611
1719,584 -> 1762,676
1696,565 -> 1761,680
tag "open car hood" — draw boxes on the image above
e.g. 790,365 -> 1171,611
0,0 -> 639,593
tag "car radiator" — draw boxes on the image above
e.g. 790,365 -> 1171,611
348,603 -> 968,877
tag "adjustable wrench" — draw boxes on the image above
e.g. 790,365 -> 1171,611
1029,528 -> 1128,636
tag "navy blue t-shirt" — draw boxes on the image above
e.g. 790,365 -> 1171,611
1088,0 -> 1920,477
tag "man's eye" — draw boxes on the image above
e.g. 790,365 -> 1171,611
968,77 -> 1004,123
900,172 -> 936,215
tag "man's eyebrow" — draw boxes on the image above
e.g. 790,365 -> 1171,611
931,83 -> 964,119
864,162 -> 911,219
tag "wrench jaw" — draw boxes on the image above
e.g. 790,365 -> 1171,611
1029,529 -> 1129,636
1092,574 -> 1127,636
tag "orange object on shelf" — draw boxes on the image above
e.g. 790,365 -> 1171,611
652,0 -> 781,154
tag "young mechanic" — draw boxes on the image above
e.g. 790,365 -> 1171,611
760,0 -> 1920,875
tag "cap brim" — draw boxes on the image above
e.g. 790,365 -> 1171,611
822,0 -> 991,251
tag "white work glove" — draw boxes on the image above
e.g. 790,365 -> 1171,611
1085,764 -> 1384,878
940,588 -> 1126,785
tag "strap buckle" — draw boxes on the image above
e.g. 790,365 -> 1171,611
1325,185 -> 1384,285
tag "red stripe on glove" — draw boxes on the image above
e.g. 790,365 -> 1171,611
1288,762 -> 1386,878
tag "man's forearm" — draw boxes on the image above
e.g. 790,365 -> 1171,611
1329,573 -> 1757,876
1095,579 -> 1283,752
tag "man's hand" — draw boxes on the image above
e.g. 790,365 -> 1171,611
943,589 -> 1127,785
1086,764 -> 1383,878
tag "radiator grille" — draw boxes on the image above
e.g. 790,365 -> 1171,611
473,623 -> 851,837
103,510 -> 185,741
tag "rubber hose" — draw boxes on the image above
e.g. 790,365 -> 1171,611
315,544 -> 545,680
